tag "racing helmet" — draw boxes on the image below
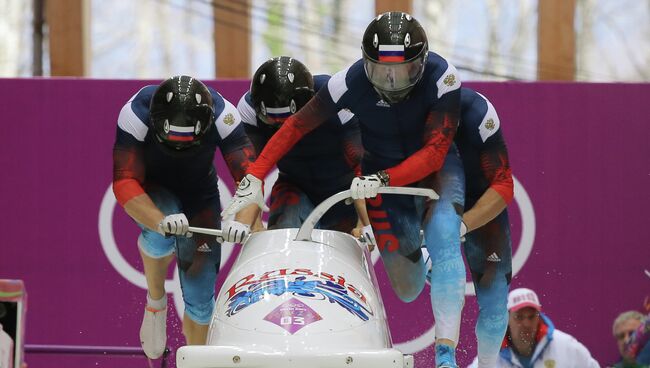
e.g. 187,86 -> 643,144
250,56 -> 315,127
361,12 -> 428,103
150,75 -> 214,152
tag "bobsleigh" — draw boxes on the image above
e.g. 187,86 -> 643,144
177,187 -> 438,368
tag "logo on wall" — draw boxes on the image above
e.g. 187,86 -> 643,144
224,269 -> 373,321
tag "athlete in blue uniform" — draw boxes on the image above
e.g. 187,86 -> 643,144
112,76 -> 257,358
224,13 -> 465,368
456,87 -> 514,368
237,57 -> 365,232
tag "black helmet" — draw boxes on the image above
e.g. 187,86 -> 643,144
250,56 -> 314,127
361,12 -> 428,103
150,75 -> 214,151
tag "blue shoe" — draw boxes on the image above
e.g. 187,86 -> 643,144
435,344 -> 458,368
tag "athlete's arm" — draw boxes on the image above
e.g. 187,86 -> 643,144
222,136 -> 257,183
220,117 -> 261,226
234,204 -> 261,229
354,199 -> 371,227
341,119 -> 364,176
243,124 -> 269,159
385,88 -> 461,186
113,145 -> 165,231
462,134 -> 513,232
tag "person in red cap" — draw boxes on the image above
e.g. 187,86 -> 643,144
467,287 -> 599,368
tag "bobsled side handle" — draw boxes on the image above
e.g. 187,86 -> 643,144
295,187 -> 438,241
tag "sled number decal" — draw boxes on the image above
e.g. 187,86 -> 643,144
263,298 -> 322,334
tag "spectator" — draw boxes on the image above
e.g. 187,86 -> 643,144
467,287 -> 599,367
611,310 -> 650,367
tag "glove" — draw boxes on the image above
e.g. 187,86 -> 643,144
221,174 -> 269,218
360,224 -> 377,252
350,171 -> 388,199
157,213 -> 189,236
217,220 -> 250,243
460,220 -> 468,242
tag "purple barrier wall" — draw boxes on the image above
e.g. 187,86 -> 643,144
0,78 -> 648,367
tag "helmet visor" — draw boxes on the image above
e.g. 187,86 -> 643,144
363,54 -> 425,93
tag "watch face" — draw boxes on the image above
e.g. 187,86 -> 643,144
377,170 -> 390,185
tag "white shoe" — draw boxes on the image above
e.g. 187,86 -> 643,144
139,305 -> 167,359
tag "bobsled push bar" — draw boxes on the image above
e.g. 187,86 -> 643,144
187,187 -> 438,242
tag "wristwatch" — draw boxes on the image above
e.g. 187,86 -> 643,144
376,170 -> 390,186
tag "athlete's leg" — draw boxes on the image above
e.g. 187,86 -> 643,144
178,251 -> 217,344
136,187 -> 181,359
366,194 -> 426,302
140,250 -> 173,299
465,211 -> 512,368
267,176 -> 313,229
177,191 -> 222,344
421,145 -> 466,367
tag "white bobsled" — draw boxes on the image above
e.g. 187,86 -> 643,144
177,187 -> 438,368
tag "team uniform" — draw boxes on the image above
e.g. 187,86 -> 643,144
112,85 -> 255,324
245,51 -> 466,344
467,314 -> 600,368
237,75 -> 362,231
455,87 -> 514,365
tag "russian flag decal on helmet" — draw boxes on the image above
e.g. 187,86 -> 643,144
167,123 -> 195,142
378,45 -> 405,62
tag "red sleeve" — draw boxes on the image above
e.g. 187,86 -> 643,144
113,179 -> 145,206
223,143 -> 257,183
385,109 -> 458,186
112,146 -> 146,206
480,145 -> 514,204
247,93 -> 334,179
